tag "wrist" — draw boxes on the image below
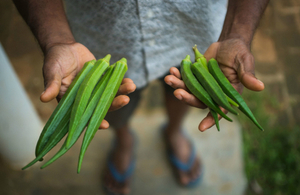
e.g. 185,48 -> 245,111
218,0 -> 269,47
218,22 -> 254,47
40,31 -> 76,54
219,33 -> 252,48
14,0 -> 76,54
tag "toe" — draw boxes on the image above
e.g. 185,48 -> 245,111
178,171 -> 190,185
191,158 -> 200,181
164,129 -> 202,187
119,180 -> 131,195
103,165 -> 131,195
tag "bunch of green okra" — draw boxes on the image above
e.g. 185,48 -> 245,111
22,55 -> 127,173
181,45 -> 263,131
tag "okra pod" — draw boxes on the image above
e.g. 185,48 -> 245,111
77,58 -> 128,173
208,58 -> 264,131
40,66 -> 115,169
35,60 -> 95,157
22,106 -> 72,170
192,46 -> 239,108
226,95 -> 239,107
180,55 -> 232,122
66,55 -> 111,148
191,61 -> 239,115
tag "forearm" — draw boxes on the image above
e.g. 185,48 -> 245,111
219,0 -> 269,46
13,0 -> 75,53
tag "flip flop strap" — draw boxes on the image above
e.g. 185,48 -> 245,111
108,159 -> 136,183
169,145 -> 196,172
108,131 -> 137,183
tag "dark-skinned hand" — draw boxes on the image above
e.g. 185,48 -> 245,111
40,42 -> 136,129
165,38 -> 264,131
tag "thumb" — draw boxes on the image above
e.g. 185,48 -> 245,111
236,53 -> 264,91
40,67 -> 62,103
203,42 -> 220,61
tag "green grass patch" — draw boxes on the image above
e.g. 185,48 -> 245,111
239,89 -> 300,194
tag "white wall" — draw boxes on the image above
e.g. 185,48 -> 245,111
0,43 -> 42,169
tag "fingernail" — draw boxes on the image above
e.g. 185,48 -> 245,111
175,94 -> 182,100
199,127 -> 206,132
166,81 -> 172,86
257,79 -> 264,85
41,91 -> 45,95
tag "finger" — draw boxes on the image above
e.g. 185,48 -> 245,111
108,95 -> 130,112
61,73 -> 76,88
53,74 -> 77,102
198,113 -> 215,132
164,75 -> 188,91
199,107 -> 227,132
174,89 -> 207,109
169,67 -> 181,79
231,82 -> 244,95
236,53 -> 264,91
40,73 -> 62,102
99,119 -> 109,129
121,78 -> 134,84
116,82 -> 136,96
241,73 -> 264,91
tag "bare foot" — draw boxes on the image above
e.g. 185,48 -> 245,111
103,131 -> 134,195
163,125 -> 202,186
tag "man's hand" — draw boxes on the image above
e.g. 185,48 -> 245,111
12,0 -> 136,130
41,42 -> 95,102
165,0 -> 269,132
204,38 -> 264,93
41,42 -> 136,129
165,38 -> 264,131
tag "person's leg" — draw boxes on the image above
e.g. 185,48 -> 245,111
161,73 -> 203,186
103,88 -> 143,195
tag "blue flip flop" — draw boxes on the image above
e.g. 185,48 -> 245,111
103,132 -> 137,195
168,143 -> 204,187
107,158 -> 136,184
162,125 -> 204,187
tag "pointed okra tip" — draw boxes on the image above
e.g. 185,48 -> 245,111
192,44 -> 203,60
21,165 -> 28,170
77,156 -> 84,174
